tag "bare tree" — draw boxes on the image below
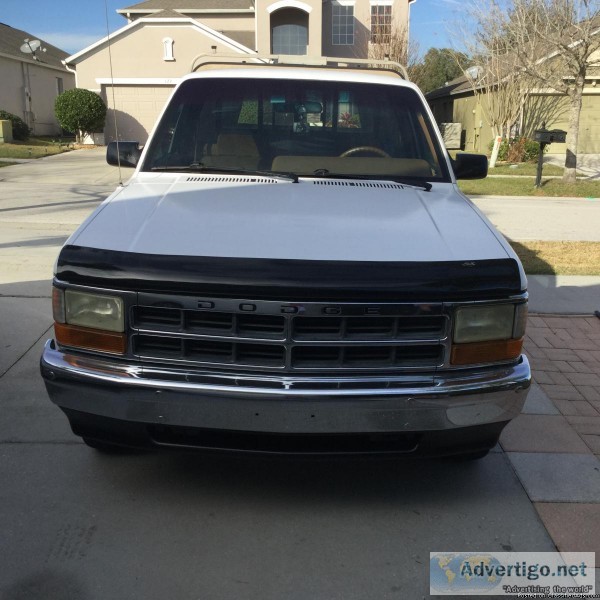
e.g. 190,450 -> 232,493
456,14 -> 532,167
369,25 -> 421,80
464,0 -> 600,182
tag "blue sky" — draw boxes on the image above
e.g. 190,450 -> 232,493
1,0 -> 456,57
410,0 -> 461,55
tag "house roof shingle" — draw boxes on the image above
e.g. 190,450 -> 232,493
120,0 -> 253,12
141,8 -> 190,18
425,75 -> 471,101
0,22 -> 70,70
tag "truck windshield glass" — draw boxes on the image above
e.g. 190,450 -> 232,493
142,77 -> 450,182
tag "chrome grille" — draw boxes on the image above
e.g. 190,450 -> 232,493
130,296 -> 448,373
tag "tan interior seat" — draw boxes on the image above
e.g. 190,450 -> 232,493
203,133 -> 260,169
271,156 -> 434,177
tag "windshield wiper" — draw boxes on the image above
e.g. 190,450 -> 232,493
312,169 -> 432,192
149,164 -> 298,183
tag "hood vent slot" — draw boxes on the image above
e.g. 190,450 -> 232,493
312,180 -> 405,189
185,176 -> 279,184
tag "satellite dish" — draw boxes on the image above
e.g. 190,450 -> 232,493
20,39 -> 41,54
466,66 -> 483,80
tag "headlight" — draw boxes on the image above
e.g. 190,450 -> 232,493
64,289 -> 124,332
451,302 -> 527,365
52,287 -> 126,355
454,304 -> 515,343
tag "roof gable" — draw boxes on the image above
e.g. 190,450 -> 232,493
65,16 -> 255,65
119,0 -> 253,14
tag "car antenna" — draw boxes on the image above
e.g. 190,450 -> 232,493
104,0 -> 123,186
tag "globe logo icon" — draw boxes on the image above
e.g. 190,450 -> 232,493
430,553 -> 504,593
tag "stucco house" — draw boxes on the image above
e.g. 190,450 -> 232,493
426,44 -> 600,160
64,0 -> 415,143
427,73 -> 600,158
0,23 -> 75,136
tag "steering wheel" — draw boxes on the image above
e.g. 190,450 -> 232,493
340,146 -> 390,158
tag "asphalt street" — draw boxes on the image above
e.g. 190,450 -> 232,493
0,149 -> 595,599
471,195 -> 600,242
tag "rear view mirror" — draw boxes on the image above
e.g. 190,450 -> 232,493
272,101 -> 323,114
106,141 -> 141,168
452,153 -> 488,180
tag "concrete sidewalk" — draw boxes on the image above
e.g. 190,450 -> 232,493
528,275 -> 600,314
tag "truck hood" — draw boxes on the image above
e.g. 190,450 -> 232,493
60,175 -> 524,300
70,175 -> 509,263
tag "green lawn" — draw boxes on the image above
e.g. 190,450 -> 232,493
0,136 -> 75,159
459,177 -> 600,198
488,163 -> 567,177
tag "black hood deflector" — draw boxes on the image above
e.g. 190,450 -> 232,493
56,245 -> 524,301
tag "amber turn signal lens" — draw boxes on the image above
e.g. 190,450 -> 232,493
450,338 -> 524,366
52,287 -> 65,323
54,323 -> 126,355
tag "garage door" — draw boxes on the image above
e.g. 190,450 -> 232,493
103,85 -> 174,144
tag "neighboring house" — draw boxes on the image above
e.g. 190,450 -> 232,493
427,75 -> 507,154
426,54 -> 600,158
0,23 -> 75,136
64,0 -> 415,143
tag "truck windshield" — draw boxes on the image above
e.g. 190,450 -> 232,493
142,77 -> 450,182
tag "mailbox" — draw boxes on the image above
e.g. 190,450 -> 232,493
534,128 -> 567,144
533,125 -> 567,188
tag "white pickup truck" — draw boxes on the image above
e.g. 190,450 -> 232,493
41,57 -> 530,458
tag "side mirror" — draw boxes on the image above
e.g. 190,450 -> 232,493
106,141 -> 141,168
451,153 -> 488,180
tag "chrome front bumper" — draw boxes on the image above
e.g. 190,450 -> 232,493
41,340 -> 530,437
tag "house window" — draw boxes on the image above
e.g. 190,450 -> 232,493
370,2 -> 392,44
271,8 -> 309,55
332,2 -> 354,46
163,37 -> 175,61
56,77 -> 64,96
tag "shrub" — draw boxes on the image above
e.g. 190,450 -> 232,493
0,110 -> 30,140
54,89 -> 107,142
488,137 -> 543,163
